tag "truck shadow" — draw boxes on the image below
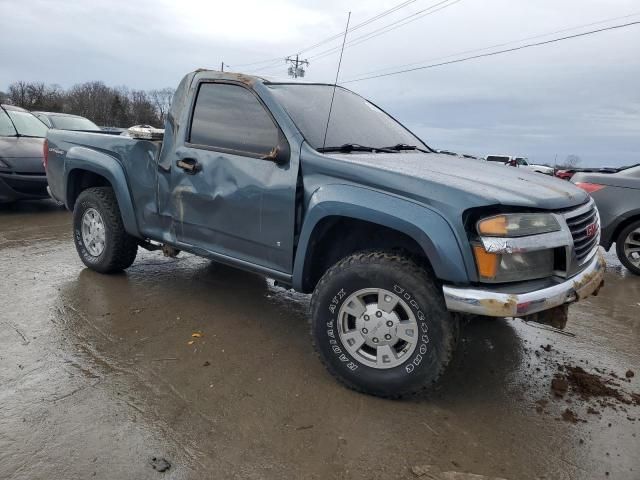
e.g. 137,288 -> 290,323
54,254 -> 528,408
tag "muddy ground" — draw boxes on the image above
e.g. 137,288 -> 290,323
1,200 -> 638,480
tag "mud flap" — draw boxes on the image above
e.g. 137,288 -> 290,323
522,304 -> 569,330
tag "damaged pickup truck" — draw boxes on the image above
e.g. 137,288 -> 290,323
45,70 -> 605,397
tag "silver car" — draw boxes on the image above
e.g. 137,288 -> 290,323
572,164 -> 640,274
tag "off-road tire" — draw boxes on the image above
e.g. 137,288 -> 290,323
615,220 -> 640,275
73,187 -> 138,273
310,251 -> 459,398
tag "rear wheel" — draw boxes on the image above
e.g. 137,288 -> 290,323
310,251 -> 458,398
616,220 -> 640,275
73,187 -> 138,273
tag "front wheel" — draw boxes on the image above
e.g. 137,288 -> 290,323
616,220 -> 640,275
73,187 -> 138,273
310,251 -> 458,398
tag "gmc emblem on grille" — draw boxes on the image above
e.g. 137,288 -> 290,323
585,222 -> 598,238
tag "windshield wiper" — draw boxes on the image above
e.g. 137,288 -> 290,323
380,143 -> 430,153
317,143 -> 394,153
15,133 -> 44,138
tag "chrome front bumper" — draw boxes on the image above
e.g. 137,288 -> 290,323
443,250 -> 605,317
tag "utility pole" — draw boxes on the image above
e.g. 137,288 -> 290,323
220,62 -> 225,72
286,54 -> 309,78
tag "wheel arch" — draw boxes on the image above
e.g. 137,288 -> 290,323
65,147 -> 140,237
292,185 -> 470,293
609,210 -> 640,249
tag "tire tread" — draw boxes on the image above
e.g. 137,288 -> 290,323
310,250 -> 458,398
74,187 -> 138,273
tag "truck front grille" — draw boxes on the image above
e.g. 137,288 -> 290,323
565,202 -> 599,264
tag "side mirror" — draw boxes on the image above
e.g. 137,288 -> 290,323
261,145 -> 289,166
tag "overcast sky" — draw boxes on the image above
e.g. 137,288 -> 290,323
1,0 -> 639,166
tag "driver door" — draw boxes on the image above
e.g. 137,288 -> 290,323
168,81 -> 297,274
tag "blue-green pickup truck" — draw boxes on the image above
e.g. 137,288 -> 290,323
45,70 -> 605,397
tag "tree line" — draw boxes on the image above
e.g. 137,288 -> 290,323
0,81 -> 174,128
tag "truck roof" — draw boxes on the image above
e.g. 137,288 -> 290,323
168,69 -> 343,129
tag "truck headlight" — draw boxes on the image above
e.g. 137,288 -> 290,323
477,213 -> 560,237
474,213 -> 559,282
473,245 -> 554,283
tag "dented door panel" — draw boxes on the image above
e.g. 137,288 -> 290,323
169,145 -> 297,273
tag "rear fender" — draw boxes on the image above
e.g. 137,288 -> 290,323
65,146 -> 140,237
292,184 -> 470,291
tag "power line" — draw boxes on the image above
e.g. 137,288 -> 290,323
231,56 -> 285,68
232,0 -> 423,71
247,59 -> 287,74
343,11 -> 640,80
341,20 -> 640,84
246,0 -> 458,76
307,0 -> 462,62
297,0 -> 419,55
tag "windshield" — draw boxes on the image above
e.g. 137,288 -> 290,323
0,109 -> 49,137
267,84 -> 428,151
50,115 -> 100,131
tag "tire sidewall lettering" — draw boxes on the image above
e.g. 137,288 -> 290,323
324,283 -> 430,375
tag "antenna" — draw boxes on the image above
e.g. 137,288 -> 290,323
322,11 -> 351,150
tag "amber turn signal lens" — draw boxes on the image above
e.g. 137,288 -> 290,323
477,215 -> 508,236
473,245 -> 499,279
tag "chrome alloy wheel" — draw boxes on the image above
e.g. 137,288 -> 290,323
81,208 -> 106,257
337,288 -> 419,369
623,227 -> 640,268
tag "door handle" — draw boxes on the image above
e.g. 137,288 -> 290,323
176,158 -> 201,174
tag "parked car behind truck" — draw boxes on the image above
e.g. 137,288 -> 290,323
33,111 -> 101,131
485,154 -> 554,175
45,70 -> 605,397
573,164 -> 640,275
0,104 -> 49,202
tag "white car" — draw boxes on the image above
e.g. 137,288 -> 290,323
485,155 -> 554,175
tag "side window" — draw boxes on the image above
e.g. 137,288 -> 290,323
189,83 -> 279,156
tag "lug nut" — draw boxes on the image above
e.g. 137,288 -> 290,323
362,328 -> 368,334
384,334 -> 392,340
386,320 -> 393,327
375,311 -> 382,318
364,315 -> 369,321
372,338 -> 379,343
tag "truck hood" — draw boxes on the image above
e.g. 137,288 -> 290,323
326,151 -> 588,211
0,137 -> 45,174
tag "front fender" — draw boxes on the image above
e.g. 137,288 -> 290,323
65,147 -> 140,238
292,184 -> 471,291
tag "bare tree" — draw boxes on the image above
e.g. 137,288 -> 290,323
5,79 -> 165,127
8,81 -> 29,107
563,154 -> 582,169
149,87 -> 175,124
